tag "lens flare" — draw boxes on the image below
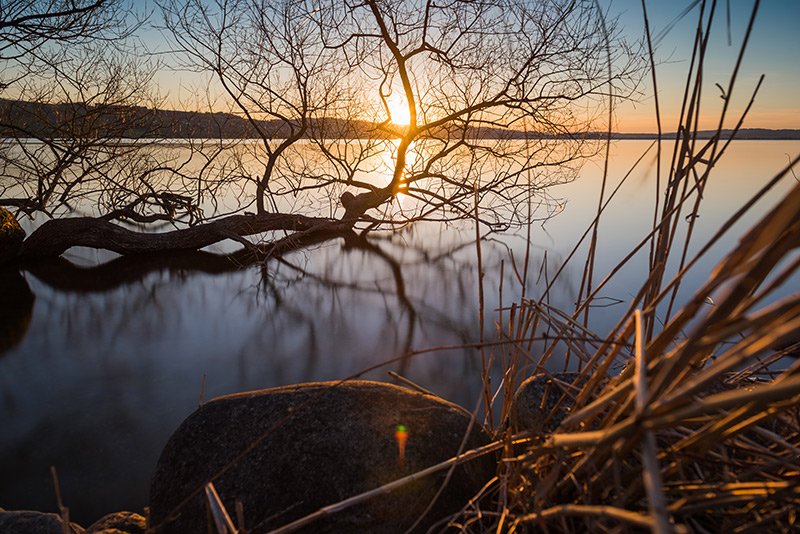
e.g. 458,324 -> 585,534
395,424 -> 409,468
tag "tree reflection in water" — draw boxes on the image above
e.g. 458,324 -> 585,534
0,222 -> 551,523
0,268 -> 34,355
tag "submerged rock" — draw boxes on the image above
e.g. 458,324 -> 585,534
509,372 -> 789,435
87,511 -> 146,533
0,510 -> 84,534
511,373 -> 595,433
149,380 -> 494,533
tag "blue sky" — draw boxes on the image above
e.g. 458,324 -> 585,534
141,0 -> 800,132
609,0 -> 800,131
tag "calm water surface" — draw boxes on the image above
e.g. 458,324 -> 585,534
1,140 -> 798,523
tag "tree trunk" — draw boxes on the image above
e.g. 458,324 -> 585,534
18,213 -> 338,260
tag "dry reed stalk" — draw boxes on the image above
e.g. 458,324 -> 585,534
634,310 -> 672,533
577,0 -> 615,332
663,0 -> 763,323
387,370 -> 437,396
474,179 -> 493,428
50,466 -> 70,534
508,504 -> 685,532
503,183 -> 800,530
495,2 -> 800,530
205,482 -> 238,534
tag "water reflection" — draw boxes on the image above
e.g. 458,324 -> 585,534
0,269 -> 34,355
1,140 -> 798,524
0,223 -> 516,523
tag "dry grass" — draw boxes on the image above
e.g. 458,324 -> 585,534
479,1 -> 800,531
495,176 -> 800,531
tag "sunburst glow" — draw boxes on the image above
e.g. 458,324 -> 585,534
387,93 -> 411,126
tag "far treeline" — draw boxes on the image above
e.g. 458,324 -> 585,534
3,99 -> 798,141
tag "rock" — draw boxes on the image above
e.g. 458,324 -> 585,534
0,207 -> 25,264
509,373 -> 791,435
0,510 -> 84,534
511,373 -> 593,433
87,511 -> 146,533
149,380 -> 494,533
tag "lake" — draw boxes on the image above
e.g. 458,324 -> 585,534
1,139 -> 798,523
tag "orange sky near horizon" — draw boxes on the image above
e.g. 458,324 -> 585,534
142,0 -> 799,135
609,0 -> 800,133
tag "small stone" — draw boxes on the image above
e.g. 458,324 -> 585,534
149,380 -> 494,533
0,510 -> 84,534
87,511 -> 146,533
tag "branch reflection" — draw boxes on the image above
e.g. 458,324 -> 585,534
1,224 -> 509,523
0,268 -> 35,355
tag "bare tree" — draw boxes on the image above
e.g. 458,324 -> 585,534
2,0 -> 638,262
0,45 -> 166,215
160,0 -> 377,215
0,1 -> 253,251
159,0 -> 638,230
0,0 -> 172,222
318,0 -> 638,228
0,0 -> 132,91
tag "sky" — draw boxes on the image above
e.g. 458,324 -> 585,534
609,0 -> 800,132
140,0 -> 799,133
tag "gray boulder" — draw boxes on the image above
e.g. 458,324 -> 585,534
0,510 -> 84,534
149,380 -> 494,533
87,511 -> 146,533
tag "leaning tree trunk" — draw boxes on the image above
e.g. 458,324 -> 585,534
17,213 -> 338,260
2,187 -> 393,264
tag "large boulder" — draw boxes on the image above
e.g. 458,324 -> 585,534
149,381 -> 494,533
0,207 -> 25,264
0,510 -> 84,534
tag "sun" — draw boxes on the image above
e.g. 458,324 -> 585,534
387,93 -> 411,126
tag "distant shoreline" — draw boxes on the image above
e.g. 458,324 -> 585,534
2,99 -> 799,141
4,132 -> 799,141
601,129 -> 800,141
